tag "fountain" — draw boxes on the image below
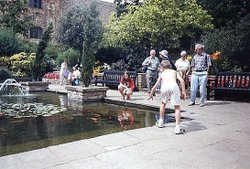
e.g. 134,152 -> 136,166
0,79 -> 66,118
0,78 -> 24,96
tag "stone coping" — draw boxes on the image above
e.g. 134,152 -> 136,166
65,85 -> 108,92
21,81 -> 50,86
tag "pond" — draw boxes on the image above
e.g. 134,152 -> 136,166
0,92 -> 157,156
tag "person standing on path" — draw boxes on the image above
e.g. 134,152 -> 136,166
189,44 -> 212,107
142,49 -> 160,95
59,58 -> 69,86
175,51 -> 190,89
149,60 -> 186,134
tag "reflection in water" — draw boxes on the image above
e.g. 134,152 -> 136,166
0,92 -> 157,156
118,108 -> 135,130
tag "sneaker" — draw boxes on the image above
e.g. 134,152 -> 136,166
157,119 -> 164,128
188,102 -> 195,106
200,103 -> 205,107
175,126 -> 186,135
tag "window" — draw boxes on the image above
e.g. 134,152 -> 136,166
29,0 -> 42,9
30,27 -> 43,39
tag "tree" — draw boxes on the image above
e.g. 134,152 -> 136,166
105,0 -> 213,50
0,27 -> 19,56
57,6 -> 86,55
81,2 -> 103,87
0,0 -> 33,35
32,23 -> 53,81
197,0 -> 250,29
202,13 -> 250,72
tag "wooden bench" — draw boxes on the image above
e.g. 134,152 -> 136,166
94,70 -> 138,90
207,72 -> 250,101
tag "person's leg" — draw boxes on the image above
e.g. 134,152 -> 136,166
190,73 -> 199,104
174,105 -> 181,126
199,74 -> 208,105
158,102 -> 166,128
118,85 -> 125,100
146,71 -> 151,93
126,89 -> 133,100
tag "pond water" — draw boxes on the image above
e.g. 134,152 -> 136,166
0,92 -> 157,156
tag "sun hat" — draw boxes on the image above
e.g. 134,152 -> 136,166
180,51 -> 187,56
159,50 -> 169,59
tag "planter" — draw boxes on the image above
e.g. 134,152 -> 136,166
21,81 -> 50,92
66,85 -> 108,102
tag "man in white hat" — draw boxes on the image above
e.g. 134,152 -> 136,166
159,50 -> 177,70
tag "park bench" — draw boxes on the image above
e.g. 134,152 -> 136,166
207,72 -> 250,101
94,70 -> 138,90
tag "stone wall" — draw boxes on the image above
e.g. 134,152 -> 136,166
29,0 -> 115,40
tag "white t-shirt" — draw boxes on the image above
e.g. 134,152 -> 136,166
175,58 -> 190,71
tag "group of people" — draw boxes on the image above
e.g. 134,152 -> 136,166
118,43 -> 211,134
59,58 -> 81,86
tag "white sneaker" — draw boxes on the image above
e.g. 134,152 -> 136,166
157,119 -> 164,128
175,126 -> 185,135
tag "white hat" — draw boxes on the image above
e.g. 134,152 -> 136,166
180,51 -> 187,56
159,50 -> 169,59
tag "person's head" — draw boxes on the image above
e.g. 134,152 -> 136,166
63,58 -> 68,63
195,44 -> 204,55
159,50 -> 169,59
180,51 -> 187,59
150,49 -> 156,57
161,60 -> 171,69
123,71 -> 130,79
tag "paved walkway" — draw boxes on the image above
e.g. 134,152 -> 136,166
1,84 -> 250,169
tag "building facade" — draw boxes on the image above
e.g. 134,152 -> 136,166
28,0 -> 115,40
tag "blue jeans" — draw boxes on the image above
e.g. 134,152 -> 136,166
190,72 -> 208,104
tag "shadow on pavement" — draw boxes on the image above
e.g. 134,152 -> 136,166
183,121 -> 207,133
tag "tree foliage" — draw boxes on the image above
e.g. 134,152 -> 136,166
105,0 -> 213,50
32,23 -> 53,81
197,0 -> 250,28
202,14 -> 250,72
0,0 -> 33,35
57,6 -> 86,54
81,2 -> 103,87
0,27 -> 19,56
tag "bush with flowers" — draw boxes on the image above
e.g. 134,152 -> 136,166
209,51 -> 221,74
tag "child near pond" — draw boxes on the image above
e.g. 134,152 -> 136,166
118,71 -> 135,100
149,60 -> 186,134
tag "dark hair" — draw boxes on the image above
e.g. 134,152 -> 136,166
124,71 -> 130,78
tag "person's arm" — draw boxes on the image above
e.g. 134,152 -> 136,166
177,72 -> 186,99
186,60 -> 191,75
142,57 -> 151,66
119,78 -> 128,89
207,54 -> 212,73
129,79 -> 135,91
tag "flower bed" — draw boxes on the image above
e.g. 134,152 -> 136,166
42,71 -> 60,84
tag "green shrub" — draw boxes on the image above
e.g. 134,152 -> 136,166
56,48 -> 80,69
0,27 -> 19,56
9,52 -> 35,77
0,67 -> 12,81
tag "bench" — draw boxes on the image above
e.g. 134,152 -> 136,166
207,72 -> 250,101
94,70 -> 138,90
